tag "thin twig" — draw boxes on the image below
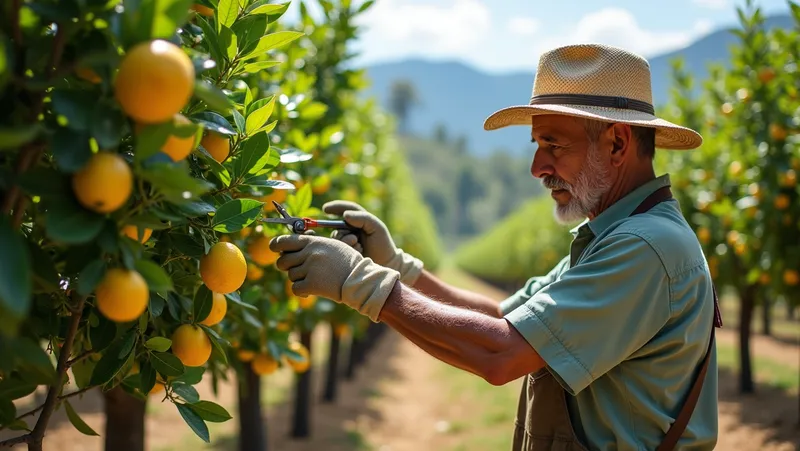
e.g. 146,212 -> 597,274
28,294 -> 85,451
66,350 -> 94,368
0,386 -> 97,433
0,433 -> 31,448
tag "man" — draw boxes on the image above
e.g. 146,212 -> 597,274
269,44 -> 721,451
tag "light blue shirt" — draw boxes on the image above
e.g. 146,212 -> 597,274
501,174 -> 718,450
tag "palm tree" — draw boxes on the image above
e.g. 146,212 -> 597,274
389,79 -> 420,135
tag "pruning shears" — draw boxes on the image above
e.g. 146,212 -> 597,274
261,200 -> 356,234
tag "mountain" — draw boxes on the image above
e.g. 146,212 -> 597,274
362,14 -> 793,156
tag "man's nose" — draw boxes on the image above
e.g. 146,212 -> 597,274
530,151 -> 554,179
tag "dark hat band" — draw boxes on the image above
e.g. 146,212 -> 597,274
529,93 -> 655,115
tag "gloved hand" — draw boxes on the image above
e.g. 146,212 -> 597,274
269,234 -> 401,322
322,200 -> 424,285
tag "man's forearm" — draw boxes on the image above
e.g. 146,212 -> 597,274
377,281 -> 545,385
410,269 -> 503,318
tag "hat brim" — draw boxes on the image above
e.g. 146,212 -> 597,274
483,104 -> 703,150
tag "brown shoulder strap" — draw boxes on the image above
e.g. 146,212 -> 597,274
629,184 -> 723,451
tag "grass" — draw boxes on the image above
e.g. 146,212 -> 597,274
716,342 -> 799,392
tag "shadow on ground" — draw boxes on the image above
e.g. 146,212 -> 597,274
717,365 -> 799,449
207,326 -> 404,451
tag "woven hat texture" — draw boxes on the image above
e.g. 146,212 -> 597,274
483,43 -> 703,150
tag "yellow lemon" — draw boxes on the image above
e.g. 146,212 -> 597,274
252,353 -> 279,375
200,292 -> 227,326
114,39 -> 195,124
238,349 -> 256,362
246,263 -> 264,281
171,324 -> 212,367
200,242 -> 247,294
201,132 -> 230,163
122,224 -> 153,243
95,268 -> 149,323
284,342 -> 309,373
72,152 -> 133,213
248,235 -> 279,266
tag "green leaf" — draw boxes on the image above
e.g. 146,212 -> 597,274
194,80 -> 234,112
51,128 -> 92,173
133,259 -> 173,292
177,403 -> 210,442
357,0 -> 375,13
233,109 -> 245,133
198,324 -> 228,365
139,359 -> 156,393
292,183 -> 312,213
139,162 -> 214,203
174,200 -> 216,217
89,329 -> 136,386
90,100 -> 126,149
245,96 -> 275,134
51,90 -> 95,131
0,124 -> 42,150
145,337 -> 172,352
256,120 -> 276,135
231,14 -> 267,56
89,315 -> 116,353
196,147 -> 232,187
211,199 -> 263,233
220,25 -> 238,60
64,399 -> 99,436
249,2 -> 289,16
193,285 -> 213,323
192,112 -> 236,136
187,400 -> 232,423
172,384 -> 200,403
71,357 -> 96,389
241,31 -> 304,61
242,61 -> 280,73
196,17 -> 225,65
0,397 -> 15,424
0,217 -> 32,321
76,259 -> 106,297
224,291 -> 258,312
18,167 -> 70,198
233,131 -> 271,177
44,196 -> 106,244
299,102 -> 327,121
150,351 -> 185,377
172,366 -> 205,385
12,339 -> 56,384
134,121 -> 173,163
215,0 -> 238,30
244,177 -> 294,190
0,374 -> 37,400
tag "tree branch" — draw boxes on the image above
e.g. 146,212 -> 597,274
0,434 -> 31,448
27,294 -> 86,451
66,350 -> 94,368
0,386 -> 97,433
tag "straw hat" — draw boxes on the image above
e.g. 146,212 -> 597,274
483,43 -> 703,150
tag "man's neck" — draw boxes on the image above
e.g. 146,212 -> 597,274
588,164 -> 656,219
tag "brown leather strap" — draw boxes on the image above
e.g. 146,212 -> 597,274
529,93 -> 656,115
628,184 -> 722,451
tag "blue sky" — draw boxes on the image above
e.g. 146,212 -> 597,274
283,0 -> 792,74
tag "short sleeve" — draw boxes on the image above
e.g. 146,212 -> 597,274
499,256 -> 570,315
504,233 -> 671,395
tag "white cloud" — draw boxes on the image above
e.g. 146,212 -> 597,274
354,0 -> 492,60
530,8 -> 714,61
508,17 -> 540,36
692,0 -> 729,9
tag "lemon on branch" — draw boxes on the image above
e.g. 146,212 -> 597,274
72,152 -> 133,213
284,342 -> 310,373
200,242 -> 247,293
200,292 -> 227,326
252,353 -> 279,375
135,114 -> 197,162
248,235 -> 279,266
114,39 -> 195,124
172,324 -> 212,367
95,268 -> 149,323
122,224 -> 153,243
201,132 -> 230,162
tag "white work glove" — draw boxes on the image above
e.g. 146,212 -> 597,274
322,200 -> 424,285
269,234 -> 400,322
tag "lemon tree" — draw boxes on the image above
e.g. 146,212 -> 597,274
658,1 -> 799,393
0,0 -> 306,447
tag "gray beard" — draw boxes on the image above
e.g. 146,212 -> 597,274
543,145 -> 613,225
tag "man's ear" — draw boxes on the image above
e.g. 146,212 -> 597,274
609,123 -> 632,166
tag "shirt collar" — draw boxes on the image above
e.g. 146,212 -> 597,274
584,174 -> 672,236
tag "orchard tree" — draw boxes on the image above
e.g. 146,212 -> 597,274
659,0 -> 799,394
0,0 -> 306,449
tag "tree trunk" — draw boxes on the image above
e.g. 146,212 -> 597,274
788,302 -> 796,321
322,326 -> 340,403
103,386 -> 146,451
291,330 -> 313,438
739,284 -> 756,394
238,365 -> 266,451
343,337 -> 360,380
761,296 -> 772,336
